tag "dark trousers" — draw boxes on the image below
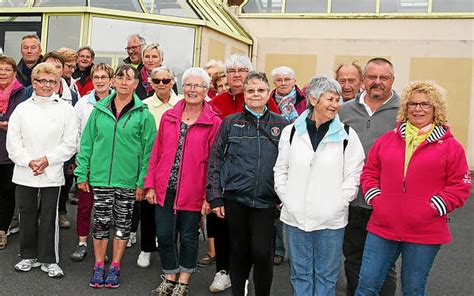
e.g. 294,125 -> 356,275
207,212 -> 230,272
0,164 -> 15,231
58,173 -> 74,214
343,206 -> 397,296
139,200 -> 158,252
76,190 -> 94,237
225,199 -> 275,296
130,202 -> 139,232
16,185 -> 60,263
155,189 -> 201,273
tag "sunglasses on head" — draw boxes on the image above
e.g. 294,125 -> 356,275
151,78 -> 172,85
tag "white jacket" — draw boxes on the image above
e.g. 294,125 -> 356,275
6,93 -> 78,187
274,111 -> 365,232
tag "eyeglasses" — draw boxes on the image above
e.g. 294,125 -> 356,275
151,78 -> 172,85
0,68 -> 14,73
65,64 -> 76,70
183,83 -> 206,90
35,79 -> 58,86
245,88 -> 267,95
227,68 -> 249,75
93,75 -> 110,81
407,101 -> 433,109
125,44 -> 143,51
364,75 -> 393,82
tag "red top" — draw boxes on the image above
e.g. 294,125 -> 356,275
210,91 -> 280,119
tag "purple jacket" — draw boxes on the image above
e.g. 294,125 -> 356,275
269,85 -> 307,116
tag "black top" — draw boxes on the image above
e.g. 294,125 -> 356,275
306,116 -> 332,152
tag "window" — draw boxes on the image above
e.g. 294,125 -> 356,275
242,0 -> 282,13
432,0 -> 474,12
89,0 -> 143,12
33,0 -> 86,6
331,0 -> 376,13
46,15 -> 81,52
0,0 -> 29,7
380,0 -> 428,13
143,0 -> 198,18
285,0 -> 327,13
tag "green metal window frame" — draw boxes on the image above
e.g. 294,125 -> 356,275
238,0 -> 474,18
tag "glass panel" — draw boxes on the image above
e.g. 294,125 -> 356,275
143,0 -> 198,18
90,17 -> 195,93
0,0 -> 29,7
0,16 -> 42,22
432,0 -> 474,12
242,0 -> 282,13
33,0 -> 86,6
285,0 -> 327,13
4,31 -> 37,63
89,0 -> 143,12
331,0 -> 376,13
46,15 -> 81,52
380,0 -> 428,13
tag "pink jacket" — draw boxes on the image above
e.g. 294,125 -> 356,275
361,122 -> 471,244
144,100 -> 221,211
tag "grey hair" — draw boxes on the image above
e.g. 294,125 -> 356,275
142,43 -> 164,62
224,54 -> 253,72
363,57 -> 395,76
306,76 -> 342,105
271,66 -> 296,80
128,34 -> 146,45
244,71 -> 270,91
204,59 -> 224,71
182,67 -> 211,88
150,66 -> 175,80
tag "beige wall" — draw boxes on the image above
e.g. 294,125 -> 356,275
200,27 -> 250,67
235,17 -> 474,168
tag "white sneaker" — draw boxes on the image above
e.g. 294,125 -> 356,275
127,232 -> 137,248
41,263 -> 64,278
137,251 -> 151,268
14,259 -> 41,272
209,270 -> 231,292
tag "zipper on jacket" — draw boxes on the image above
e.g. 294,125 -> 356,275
402,180 -> 406,192
108,121 -> 118,185
122,114 -> 132,128
174,124 -> 190,214
366,119 -> 371,128
253,118 -> 261,208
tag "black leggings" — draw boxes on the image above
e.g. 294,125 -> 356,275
0,164 -> 15,231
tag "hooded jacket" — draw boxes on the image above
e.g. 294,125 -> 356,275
361,122 -> 471,244
75,93 -> 156,189
144,100 -> 221,212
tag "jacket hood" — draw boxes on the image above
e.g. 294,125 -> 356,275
396,121 -> 452,143
166,99 -> 220,125
294,109 -> 348,143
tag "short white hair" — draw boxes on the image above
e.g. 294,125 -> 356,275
204,59 -> 224,71
224,54 -> 253,72
306,76 -> 342,106
149,66 -> 175,83
182,67 -> 210,88
271,66 -> 296,80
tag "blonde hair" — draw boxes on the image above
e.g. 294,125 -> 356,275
57,47 -> 78,62
397,80 -> 448,126
31,62 -> 60,80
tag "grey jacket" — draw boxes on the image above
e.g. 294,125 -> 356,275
338,91 -> 400,208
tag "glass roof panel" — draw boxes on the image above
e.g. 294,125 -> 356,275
144,0 -> 198,18
242,0 -> 282,13
0,0 -> 30,7
33,0 -> 86,6
89,0 -> 143,12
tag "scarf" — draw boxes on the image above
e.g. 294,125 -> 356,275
0,78 -> 22,114
274,87 -> 298,123
404,121 -> 434,175
140,67 -> 153,94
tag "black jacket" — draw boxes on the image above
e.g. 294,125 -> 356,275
207,108 -> 288,209
16,57 -> 42,87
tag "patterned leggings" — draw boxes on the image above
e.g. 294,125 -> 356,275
92,187 -> 135,240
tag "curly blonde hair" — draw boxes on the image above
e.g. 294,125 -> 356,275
397,80 -> 448,126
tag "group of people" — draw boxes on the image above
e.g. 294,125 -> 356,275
0,32 -> 471,296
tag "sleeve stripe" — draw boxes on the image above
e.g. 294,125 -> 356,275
365,188 -> 381,204
431,195 -> 448,216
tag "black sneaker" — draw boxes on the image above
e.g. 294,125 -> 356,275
70,244 -> 87,261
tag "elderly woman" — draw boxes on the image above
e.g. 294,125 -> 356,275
211,71 -> 229,96
356,81 -> 471,296
6,63 -> 77,277
75,65 -> 156,289
204,59 -> 224,98
274,76 -> 365,296
144,67 -> 221,296
208,72 -> 288,296
0,56 -> 26,250
70,63 -> 114,262
132,66 -> 181,268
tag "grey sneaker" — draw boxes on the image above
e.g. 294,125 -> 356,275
59,214 -> 71,228
127,232 -> 137,248
41,263 -> 64,278
70,244 -> 87,261
15,259 -> 41,272
150,275 -> 176,296
171,282 -> 188,296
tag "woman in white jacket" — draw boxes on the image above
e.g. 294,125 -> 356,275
6,63 -> 77,278
273,76 -> 365,296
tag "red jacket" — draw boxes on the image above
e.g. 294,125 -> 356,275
75,76 -> 94,97
144,100 -> 221,212
211,91 -> 280,119
361,122 -> 471,244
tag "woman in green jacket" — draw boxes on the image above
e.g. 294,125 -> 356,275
75,65 -> 156,289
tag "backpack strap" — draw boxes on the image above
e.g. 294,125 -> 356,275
289,125 -> 296,145
343,124 -> 350,152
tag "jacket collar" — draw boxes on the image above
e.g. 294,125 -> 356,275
166,99 -> 219,125
398,121 -> 449,143
352,90 -> 400,112
294,109 -> 348,143
270,84 -> 305,104
94,92 -> 144,118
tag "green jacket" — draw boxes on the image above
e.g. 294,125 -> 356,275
75,93 -> 157,189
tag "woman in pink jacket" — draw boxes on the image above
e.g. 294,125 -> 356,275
144,67 -> 221,296
356,81 -> 471,296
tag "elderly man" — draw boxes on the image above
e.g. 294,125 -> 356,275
124,34 -> 145,71
73,46 -> 95,96
339,57 -> 399,296
16,34 -> 43,87
335,62 -> 363,103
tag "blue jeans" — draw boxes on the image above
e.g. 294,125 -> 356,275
287,225 -> 344,296
356,233 -> 440,296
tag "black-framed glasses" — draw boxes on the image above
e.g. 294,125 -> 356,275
407,101 -> 433,109
35,79 -> 58,86
151,78 -> 172,85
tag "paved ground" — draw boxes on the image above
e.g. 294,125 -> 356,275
0,189 -> 472,296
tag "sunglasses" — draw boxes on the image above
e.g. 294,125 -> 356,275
151,78 -> 172,85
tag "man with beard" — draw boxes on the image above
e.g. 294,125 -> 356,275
338,57 -> 398,296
